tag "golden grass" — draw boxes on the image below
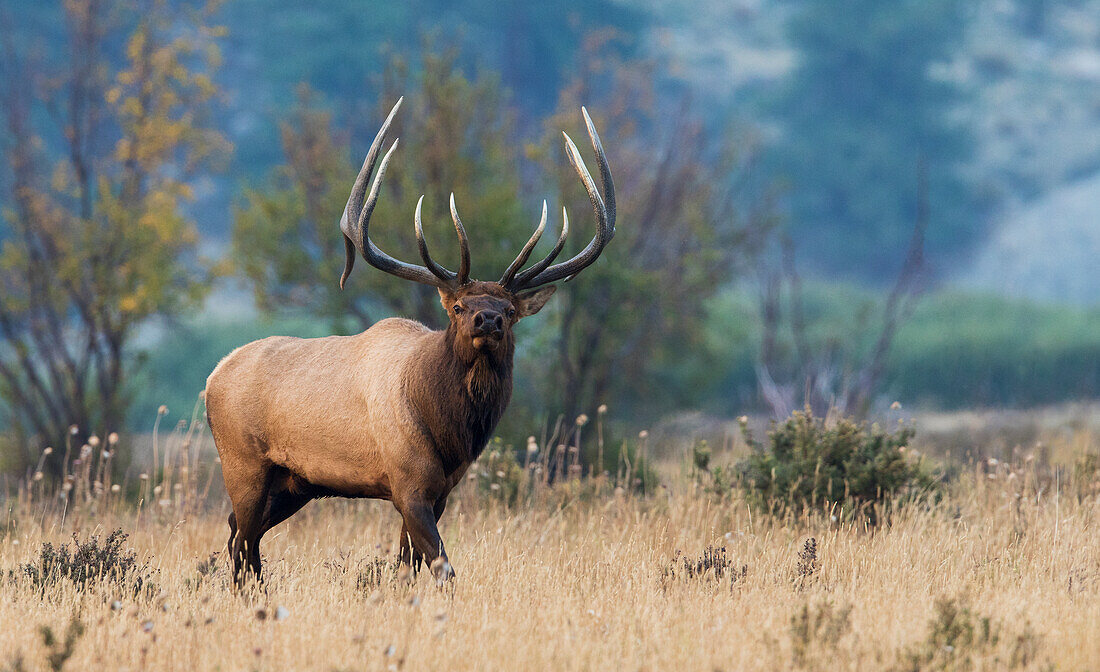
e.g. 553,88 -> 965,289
1,461 -> 1098,672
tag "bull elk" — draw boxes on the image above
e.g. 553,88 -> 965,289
205,98 -> 615,585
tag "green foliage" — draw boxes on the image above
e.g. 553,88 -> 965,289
890,292 -> 1100,408
895,597 -> 1041,672
17,529 -> 150,595
789,601 -> 851,669
772,0 -> 979,279
232,86 -> 365,327
472,441 -> 526,506
367,42 -> 528,327
696,286 -> 1100,414
736,409 -> 938,516
39,617 -> 85,672
690,439 -> 735,495
595,434 -> 657,494
692,439 -> 711,474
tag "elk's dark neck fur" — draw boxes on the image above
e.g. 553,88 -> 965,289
405,325 -> 514,473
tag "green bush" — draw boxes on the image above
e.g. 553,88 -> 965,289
736,410 -> 938,517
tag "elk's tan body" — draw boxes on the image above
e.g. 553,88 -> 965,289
207,319 -> 439,501
208,98 -> 615,586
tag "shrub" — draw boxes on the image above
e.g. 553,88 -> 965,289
796,537 -> 818,584
356,557 -> 399,592
3,615 -> 85,672
17,530 -> 149,595
662,546 -> 747,584
473,442 -> 526,506
1073,451 -> 1100,499
690,440 -> 736,496
737,409 -> 938,518
789,601 -> 851,668
895,597 -> 1042,671
39,617 -> 85,672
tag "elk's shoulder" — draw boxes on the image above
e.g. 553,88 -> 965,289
364,317 -> 434,338
206,336 -> 305,387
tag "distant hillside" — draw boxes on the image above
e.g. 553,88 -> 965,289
960,171 -> 1100,304
636,0 -> 1100,296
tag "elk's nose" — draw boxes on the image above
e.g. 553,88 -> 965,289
474,310 -> 504,334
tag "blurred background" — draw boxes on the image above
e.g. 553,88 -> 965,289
4,0 -> 1100,475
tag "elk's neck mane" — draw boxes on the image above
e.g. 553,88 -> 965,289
405,326 -> 514,471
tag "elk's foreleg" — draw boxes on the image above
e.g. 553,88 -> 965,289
396,497 -> 447,571
394,491 -> 454,582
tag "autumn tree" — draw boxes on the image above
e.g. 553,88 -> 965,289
528,33 -> 773,427
0,0 -> 228,474
234,43 -> 527,331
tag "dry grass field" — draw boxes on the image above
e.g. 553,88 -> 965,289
2,415 -> 1099,672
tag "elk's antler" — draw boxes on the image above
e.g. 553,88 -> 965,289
501,107 -> 616,292
339,98 -> 471,290
342,102 -> 613,293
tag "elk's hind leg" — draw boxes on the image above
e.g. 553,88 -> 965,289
224,458 -> 273,588
226,512 -> 237,558
258,470 -> 313,540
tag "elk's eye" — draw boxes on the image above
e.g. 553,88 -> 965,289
453,304 -> 463,315
507,308 -> 516,319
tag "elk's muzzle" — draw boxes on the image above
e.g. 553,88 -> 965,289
473,310 -> 504,338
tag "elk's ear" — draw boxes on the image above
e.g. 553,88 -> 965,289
438,287 -> 457,312
515,286 -> 557,318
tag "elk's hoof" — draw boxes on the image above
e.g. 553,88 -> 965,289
430,557 -> 456,584
396,564 -> 414,585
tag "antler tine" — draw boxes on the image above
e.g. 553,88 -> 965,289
499,200 -> 547,286
511,207 -> 569,287
414,196 -> 458,283
449,192 -> 472,285
581,106 -> 615,227
340,97 -> 402,288
507,108 -> 615,291
339,97 -> 457,290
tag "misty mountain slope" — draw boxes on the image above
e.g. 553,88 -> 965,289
634,0 -> 1100,288
950,1 -> 1100,303
960,0 -> 1100,201
625,0 -> 794,99
960,170 -> 1100,304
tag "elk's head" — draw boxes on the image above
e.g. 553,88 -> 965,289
337,98 -> 616,359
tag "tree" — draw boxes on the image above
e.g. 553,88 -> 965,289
0,0 -> 228,474
772,0 -> 975,280
529,32 -> 773,428
234,42 -> 528,331
232,87 -> 364,325
218,0 -> 643,174
755,165 -> 928,420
